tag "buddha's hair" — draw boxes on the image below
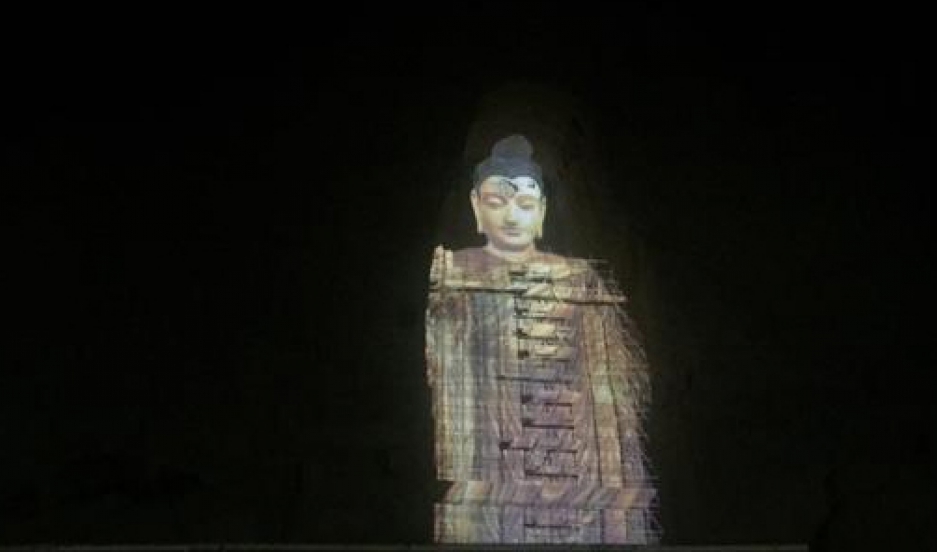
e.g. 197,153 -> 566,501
472,134 -> 546,195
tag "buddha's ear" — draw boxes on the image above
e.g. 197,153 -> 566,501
537,197 -> 547,239
470,189 -> 483,234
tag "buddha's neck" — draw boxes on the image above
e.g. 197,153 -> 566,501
483,243 -> 538,263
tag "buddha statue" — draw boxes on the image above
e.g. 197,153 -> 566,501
426,135 -> 658,544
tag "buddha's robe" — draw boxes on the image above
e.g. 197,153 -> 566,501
425,246 -> 658,544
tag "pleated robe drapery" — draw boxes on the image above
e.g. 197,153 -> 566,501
425,246 -> 657,544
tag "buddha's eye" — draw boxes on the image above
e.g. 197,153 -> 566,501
483,195 -> 506,208
517,200 -> 537,211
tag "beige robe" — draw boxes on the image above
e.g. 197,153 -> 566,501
426,246 -> 658,544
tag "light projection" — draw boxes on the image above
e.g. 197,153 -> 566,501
425,135 -> 659,544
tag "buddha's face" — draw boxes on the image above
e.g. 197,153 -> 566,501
471,175 -> 546,253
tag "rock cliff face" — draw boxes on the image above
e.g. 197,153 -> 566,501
435,81 -> 934,548
3,14 -> 928,548
435,82 -> 667,534
437,82 -> 612,261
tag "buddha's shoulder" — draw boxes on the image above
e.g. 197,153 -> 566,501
533,250 -> 586,269
449,246 -> 488,267
443,246 -> 590,274
448,247 -> 575,266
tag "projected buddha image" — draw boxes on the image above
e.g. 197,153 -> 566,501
426,135 -> 659,544
470,136 -> 546,262
472,175 -> 544,258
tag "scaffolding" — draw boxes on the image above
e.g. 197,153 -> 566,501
426,246 -> 660,544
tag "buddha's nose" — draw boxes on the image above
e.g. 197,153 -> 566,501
504,205 -> 520,224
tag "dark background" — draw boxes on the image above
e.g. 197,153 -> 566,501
3,5 -> 932,548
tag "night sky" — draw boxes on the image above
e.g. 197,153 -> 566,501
3,6 -> 932,548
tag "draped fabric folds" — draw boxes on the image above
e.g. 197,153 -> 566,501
426,246 -> 658,544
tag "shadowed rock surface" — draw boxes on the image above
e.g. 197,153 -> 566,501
2,7 -> 929,548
